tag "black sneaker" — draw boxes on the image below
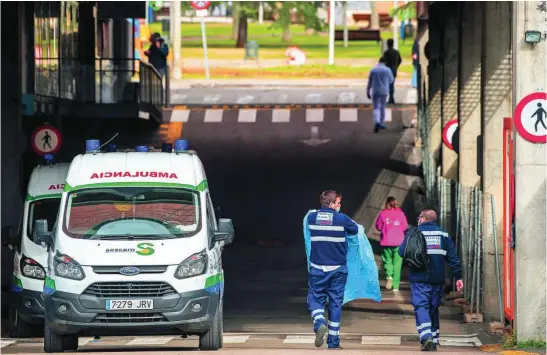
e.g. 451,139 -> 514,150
421,336 -> 434,351
374,124 -> 380,133
315,324 -> 327,348
328,346 -> 344,350
431,343 -> 437,351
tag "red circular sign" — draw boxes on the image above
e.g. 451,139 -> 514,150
514,91 -> 547,144
442,118 -> 458,151
190,1 -> 211,10
31,124 -> 63,156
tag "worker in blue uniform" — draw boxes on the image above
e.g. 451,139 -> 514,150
399,209 -> 464,351
306,190 -> 359,349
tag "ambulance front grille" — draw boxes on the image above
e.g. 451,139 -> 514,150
93,312 -> 167,324
83,282 -> 176,298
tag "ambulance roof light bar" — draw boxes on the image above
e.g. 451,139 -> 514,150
44,153 -> 55,165
85,140 -> 101,154
135,145 -> 148,152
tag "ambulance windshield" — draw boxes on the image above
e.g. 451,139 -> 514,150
27,198 -> 62,241
63,187 -> 201,239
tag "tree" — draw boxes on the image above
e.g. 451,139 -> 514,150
268,1 -> 325,42
234,2 -> 260,48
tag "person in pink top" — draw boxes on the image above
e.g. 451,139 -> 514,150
375,197 -> 408,291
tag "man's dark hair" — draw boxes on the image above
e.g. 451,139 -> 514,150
320,190 -> 341,208
379,57 -> 386,63
387,38 -> 394,48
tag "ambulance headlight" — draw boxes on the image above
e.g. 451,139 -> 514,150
174,250 -> 207,279
53,253 -> 85,281
20,255 -> 46,280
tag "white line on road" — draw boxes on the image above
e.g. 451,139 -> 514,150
272,109 -> 291,123
0,339 -> 17,348
78,337 -> 95,346
361,336 -> 401,345
238,109 -> 257,123
170,109 -> 190,122
338,92 -> 356,104
170,93 -> 187,102
385,109 -> 392,122
127,336 -> 175,346
439,336 -> 483,347
203,94 -> 221,104
283,335 -> 317,344
223,335 -> 251,344
305,93 -> 322,104
306,108 -> 324,122
236,95 -> 255,104
204,109 -> 224,123
339,108 -> 358,122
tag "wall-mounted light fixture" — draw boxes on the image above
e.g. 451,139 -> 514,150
524,30 -> 542,44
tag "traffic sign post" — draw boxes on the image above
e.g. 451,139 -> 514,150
442,118 -> 459,151
191,1 -> 211,80
31,124 -> 62,156
514,91 -> 547,144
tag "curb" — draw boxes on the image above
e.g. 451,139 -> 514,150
164,103 -> 417,111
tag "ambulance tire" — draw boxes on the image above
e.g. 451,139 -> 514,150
199,298 -> 223,351
44,322 -> 67,353
8,303 -> 34,338
64,335 -> 78,351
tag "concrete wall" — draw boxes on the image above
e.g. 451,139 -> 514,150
481,1 -> 512,322
426,4 -> 443,162
513,1 -> 546,342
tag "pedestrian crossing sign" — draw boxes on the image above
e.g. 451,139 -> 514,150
31,124 -> 62,156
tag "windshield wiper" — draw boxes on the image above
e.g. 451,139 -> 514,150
88,234 -> 166,240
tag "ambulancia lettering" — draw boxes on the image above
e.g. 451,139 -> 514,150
90,172 -> 178,179
48,183 -> 65,190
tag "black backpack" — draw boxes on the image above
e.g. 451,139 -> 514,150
402,227 -> 429,270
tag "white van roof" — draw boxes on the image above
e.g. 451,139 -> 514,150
65,152 -> 207,191
26,163 -> 70,201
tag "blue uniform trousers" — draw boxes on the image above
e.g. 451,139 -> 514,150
307,265 -> 347,348
410,282 -> 443,344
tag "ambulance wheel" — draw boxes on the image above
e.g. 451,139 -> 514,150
44,322 -> 67,353
8,303 -> 33,338
199,298 -> 223,351
64,335 -> 78,351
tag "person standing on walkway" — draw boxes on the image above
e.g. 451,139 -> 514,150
383,38 -> 402,104
144,32 -> 169,78
367,57 -> 394,133
398,210 -> 463,351
375,197 -> 408,292
306,190 -> 359,350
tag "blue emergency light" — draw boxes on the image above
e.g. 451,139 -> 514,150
107,143 -> 117,152
86,139 -> 100,153
174,139 -> 188,153
161,143 -> 172,152
44,153 -> 55,164
135,145 -> 148,152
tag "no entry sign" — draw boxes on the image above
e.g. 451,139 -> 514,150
190,1 -> 211,10
442,118 -> 458,151
31,124 -> 62,156
514,92 -> 547,144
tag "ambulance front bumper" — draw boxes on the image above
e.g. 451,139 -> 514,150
12,289 -> 45,324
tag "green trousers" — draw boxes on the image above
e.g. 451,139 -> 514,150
381,246 -> 403,289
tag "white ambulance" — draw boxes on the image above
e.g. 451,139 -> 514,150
35,140 -> 234,353
2,156 -> 69,337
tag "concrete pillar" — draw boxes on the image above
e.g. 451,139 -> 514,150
426,4 -> 443,162
513,1 -> 546,342
441,2 -> 459,180
481,1 -> 512,322
458,2 -> 482,187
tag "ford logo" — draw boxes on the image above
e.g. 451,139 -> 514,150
119,266 -> 140,276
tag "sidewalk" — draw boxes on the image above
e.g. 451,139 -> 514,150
169,78 -> 413,89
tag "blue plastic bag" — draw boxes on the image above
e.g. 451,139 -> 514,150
303,210 -> 382,304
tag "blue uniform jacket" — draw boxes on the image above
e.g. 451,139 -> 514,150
398,222 -> 463,284
307,208 -> 359,266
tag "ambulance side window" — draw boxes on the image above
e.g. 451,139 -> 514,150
205,193 -> 216,248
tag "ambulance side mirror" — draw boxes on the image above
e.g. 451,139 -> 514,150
214,218 -> 234,245
33,219 -> 53,249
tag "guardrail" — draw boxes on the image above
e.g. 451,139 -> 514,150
138,61 -> 164,114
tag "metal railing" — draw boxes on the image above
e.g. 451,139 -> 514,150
138,61 -> 164,114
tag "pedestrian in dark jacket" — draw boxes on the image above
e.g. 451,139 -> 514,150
382,39 -> 402,104
398,209 -> 463,352
144,32 -> 169,77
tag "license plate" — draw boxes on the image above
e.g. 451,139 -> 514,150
106,299 -> 153,310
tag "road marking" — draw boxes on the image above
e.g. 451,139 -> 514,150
385,109 -> 392,122
170,109 -> 190,122
305,93 -> 322,104
203,94 -> 221,104
0,339 -> 17,348
361,336 -> 401,345
236,95 -> 255,104
78,337 -> 95,346
204,109 -> 223,122
127,336 -> 174,345
238,109 -> 257,123
170,93 -> 187,102
283,335 -> 317,344
272,109 -> 291,123
306,108 -> 324,122
338,92 -> 356,104
339,108 -> 358,122
223,335 -> 250,344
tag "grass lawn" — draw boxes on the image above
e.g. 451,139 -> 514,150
149,21 -> 414,60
